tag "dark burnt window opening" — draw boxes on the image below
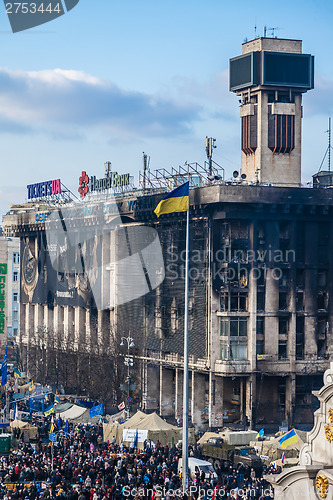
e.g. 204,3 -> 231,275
278,340 -> 288,360
241,111 -> 257,155
268,114 -> 295,154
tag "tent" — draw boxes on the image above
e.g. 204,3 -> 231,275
197,431 -> 222,445
55,404 -> 86,420
103,411 -> 194,448
10,419 -> 28,429
106,409 -> 127,423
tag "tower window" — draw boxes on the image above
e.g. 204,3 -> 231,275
241,112 -> 257,155
268,114 -> 295,154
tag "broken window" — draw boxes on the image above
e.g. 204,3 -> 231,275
279,292 -> 288,311
279,318 -> 289,335
278,340 -> 288,360
296,292 -> 304,311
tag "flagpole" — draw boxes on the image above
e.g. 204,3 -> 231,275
182,205 -> 190,493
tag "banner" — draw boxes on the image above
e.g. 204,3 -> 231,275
122,428 -> 148,443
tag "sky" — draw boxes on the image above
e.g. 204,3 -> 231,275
1,0 -> 333,219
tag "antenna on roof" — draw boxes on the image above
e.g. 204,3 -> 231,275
318,118 -> 333,172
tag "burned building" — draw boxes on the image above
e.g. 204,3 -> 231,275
3,35 -> 329,430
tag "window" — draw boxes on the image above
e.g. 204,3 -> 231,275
220,292 -> 247,312
13,252 -> 19,264
13,292 -> 18,302
230,292 -> 247,312
278,340 -> 288,360
296,269 -> 304,289
268,114 -> 295,153
256,339 -> 264,356
318,270 -> 327,288
13,271 -> 18,282
12,310 -> 18,321
220,317 -> 248,361
241,112 -> 257,155
317,292 -> 328,310
296,292 -> 304,311
256,317 -> 264,335
279,318 -> 288,335
13,328 -> 18,336
257,291 -> 265,312
296,333 -> 304,360
279,292 -> 288,311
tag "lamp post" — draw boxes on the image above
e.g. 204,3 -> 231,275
120,335 -> 135,418
37,327 -> 48,386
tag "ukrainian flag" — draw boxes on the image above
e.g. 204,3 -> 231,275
54,395 -> 60,404
257,428 -> 264,439
44,404 -> 54,417
13,368 -> 21,378
154,182 -> 189,218
278,429 -> 298,448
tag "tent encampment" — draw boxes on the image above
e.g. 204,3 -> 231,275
103,411 -> 194,448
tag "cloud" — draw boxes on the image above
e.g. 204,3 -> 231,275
0,68 -> 201,138
300,75 -> 333,117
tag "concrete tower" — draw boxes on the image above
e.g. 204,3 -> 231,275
230,37 -> 314,186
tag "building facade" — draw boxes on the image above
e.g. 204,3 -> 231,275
0,237 -> 20,350
2,36 -> 327,430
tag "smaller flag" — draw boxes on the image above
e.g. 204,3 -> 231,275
44,404 -> 54,417
50,416 -> 54,433
278,429 -> 298,448
257,428 -> 264,439
14,403 -> 19,420
90,403 -> 103,417
133,429 -> 138,448
54,395 -> 60,404
64,419 -> 69,435
13,367 -> 21,378
45,394 -> 49,402
281,452 -> 286,464
1,347 -> 8,386
118,401 -> 125,410
57,414 -> 61,431
28,380 -> 35,392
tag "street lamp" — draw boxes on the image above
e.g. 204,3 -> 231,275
120,335 -> 135,418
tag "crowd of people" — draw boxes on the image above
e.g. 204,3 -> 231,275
0,418 -> 277,500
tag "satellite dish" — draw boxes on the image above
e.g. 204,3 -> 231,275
241,173 -> 247,179
233,170 -> 239,178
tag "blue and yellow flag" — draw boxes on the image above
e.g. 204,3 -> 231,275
44,404 -> 54,417
54,395 -> 60,404
278,429 -> 298,448
154,182 -> 189,218
28,380 -> 35,392
1,347 -> 7,386
13,367 -> 21,378
257,428 -> 264,439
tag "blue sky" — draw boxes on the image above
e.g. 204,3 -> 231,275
1,0 -> 333,218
